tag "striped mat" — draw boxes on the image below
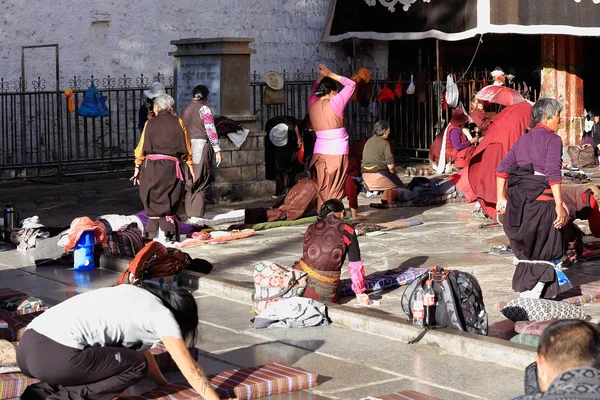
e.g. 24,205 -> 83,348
0,309 -> 45,342
374,390 -> 443,400
339,267 -> 428,297
554,281 -> 600,306
0,373 -> 40,400
121,362 -> 318,400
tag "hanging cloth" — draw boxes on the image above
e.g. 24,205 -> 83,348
77,83 -> 109,117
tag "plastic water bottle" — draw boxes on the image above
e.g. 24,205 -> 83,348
412,285 -> 424,326
73,231 -> 96,270
423,280 -> 436,327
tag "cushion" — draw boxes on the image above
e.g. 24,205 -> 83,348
0,340 -> 16,366
353,222 -> 381,237
149,343 -> 198,373
373,391 -> 443,400
0,296 -> 44,312
0,310 -> 45,342
120,362 -> 318,400
339,267 -> 428,297
510,333 -> 541,347
500,298 -> 586,322
0,373 -> 40,399
555,281 -> 600,306
514,319 -> 560,336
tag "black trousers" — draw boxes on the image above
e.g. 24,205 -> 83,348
17,329 -> 148,400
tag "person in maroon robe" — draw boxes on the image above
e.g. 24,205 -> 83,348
447,102 -> 532,219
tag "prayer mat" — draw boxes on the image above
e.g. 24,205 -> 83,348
515,319 -> 559,336
121,362 -> 318,400
339,267 -> 428,297
378,219 -> 422,231
150,344 -> 199,372
554,281 -> 600,306
370,390 -> 443,400
177,229 -> 255,248
188,210 -> 246,227
0,373 -> 39,399
0,310 -> 45,342
235,216 -> 318,231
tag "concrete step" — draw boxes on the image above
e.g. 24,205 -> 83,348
99,252 -> 536,370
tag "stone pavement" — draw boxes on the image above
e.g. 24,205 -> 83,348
2,174 -> 600,396
0,266 -> 524,400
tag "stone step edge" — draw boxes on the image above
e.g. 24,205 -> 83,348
179,270 -> 536,370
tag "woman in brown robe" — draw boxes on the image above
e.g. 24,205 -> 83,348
294,199 -> 376,306
131,94 -> 193,242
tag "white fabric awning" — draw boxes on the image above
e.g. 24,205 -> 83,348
323,0 -> 600,42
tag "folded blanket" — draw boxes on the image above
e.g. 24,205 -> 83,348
188,210 -> 246,227
555,280 -> 600,306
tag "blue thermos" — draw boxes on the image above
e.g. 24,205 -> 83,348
73,231 -> 96,270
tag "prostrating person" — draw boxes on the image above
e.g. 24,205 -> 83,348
180,85 -> 222,219
264,116 -> 303,195
17,285 -> 228,400
131,94 -> 194,243
294,199 -> 377,306
308,64 -> 356,210
496,98 -> 570,299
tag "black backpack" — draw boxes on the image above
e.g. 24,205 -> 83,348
401,266 -> 488,339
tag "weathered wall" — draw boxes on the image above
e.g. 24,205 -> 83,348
0,0 -> 388,87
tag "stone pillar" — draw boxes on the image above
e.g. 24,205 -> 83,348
169,37 -> 275,199
540,35 -> 584,146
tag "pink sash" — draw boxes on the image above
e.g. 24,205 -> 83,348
145,154 -> 184,181
313,128 -> 349,155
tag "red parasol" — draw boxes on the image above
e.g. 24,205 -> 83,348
475,85 -> 525,106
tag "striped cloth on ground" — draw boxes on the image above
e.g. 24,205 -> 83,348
554,281 -> 600,306
121,362 -> 318,400
339,267 -> 428,297
0,373 -> 40,399
374,390 -> 443,400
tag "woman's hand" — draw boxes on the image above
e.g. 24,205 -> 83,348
318,64 -> 332,78
496,196 -> 507,215
554,203 -> 567,229
356,293 -> 372,305
130,167 -> 141,185
215,152 -> 222,167
470,137 -> 480,145
162,336 -> 226,400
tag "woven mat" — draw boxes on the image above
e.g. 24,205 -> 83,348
0,310 -> 45,342
121,362 -> 318,400
0,373 -> 40,399
339,267 -> 428,297
232,216 -> 318,231
177,229 -> 256,248
372,390 -> 443,400
370,195 -> 466,209
554,280 -> 600,306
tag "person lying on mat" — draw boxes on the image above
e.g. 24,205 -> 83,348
17,284 -> 234,400
294,199 -> 378,306
361,121 -> 406,205
97,210 -> 205,237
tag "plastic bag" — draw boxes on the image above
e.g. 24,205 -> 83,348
406,74 -> 415,95
445,74 -> 459,108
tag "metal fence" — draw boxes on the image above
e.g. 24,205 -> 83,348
0,73 -> 173,178
251,70 -> 537,160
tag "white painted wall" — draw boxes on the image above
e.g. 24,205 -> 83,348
0,0 -> 388,88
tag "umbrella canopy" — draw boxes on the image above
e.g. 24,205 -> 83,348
323,0 -> 600,42
475,85 -> 525,107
